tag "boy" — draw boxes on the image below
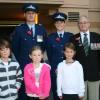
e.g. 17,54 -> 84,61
0,38 -> 23,100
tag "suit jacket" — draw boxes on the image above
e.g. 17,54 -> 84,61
73,32 -> 100,81
12,23 -> 47,71
46,32 -> 73,71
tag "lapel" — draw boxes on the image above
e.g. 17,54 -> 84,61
35,24 -> 37,35
75,33 -> 87,56
24,23 -> 33,37
90,32 -> 93,44
75,33 -> 82,46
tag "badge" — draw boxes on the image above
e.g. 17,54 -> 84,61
37,35 -> 43,42
90,43 -> 100,50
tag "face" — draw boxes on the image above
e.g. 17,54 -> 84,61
78,16 -> 90,32
24,11 -> 36,22
29,49 -> 43,63
55,21 -> 65,31
64,48 -> 75,60
0,47 -> 10,59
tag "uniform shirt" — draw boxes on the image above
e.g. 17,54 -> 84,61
57,60 -> 85,97
46,32 -> 73,70
57,31 -> 64,38
12,23 -> 47,70
27,24 -> 35,37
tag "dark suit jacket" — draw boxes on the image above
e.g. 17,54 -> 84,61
12,23 -> 47,71
46,32 -> 73,71
73,32 -> 100,81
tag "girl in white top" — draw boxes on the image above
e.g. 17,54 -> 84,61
57,43 -> 85,100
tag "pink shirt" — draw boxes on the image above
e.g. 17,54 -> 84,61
24,63 -> 51,98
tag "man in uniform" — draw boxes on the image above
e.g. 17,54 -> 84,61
12,3 -> 47,100
46,12 -> 73,100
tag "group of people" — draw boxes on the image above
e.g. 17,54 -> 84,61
0,3 -> 100,100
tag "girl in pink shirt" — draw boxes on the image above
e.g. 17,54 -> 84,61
24,46 -> 51,100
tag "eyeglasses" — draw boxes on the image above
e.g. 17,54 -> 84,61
79,22 -> 89,25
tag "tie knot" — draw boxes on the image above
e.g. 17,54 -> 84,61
84,33 -> 87,36
59,34 -> 63,38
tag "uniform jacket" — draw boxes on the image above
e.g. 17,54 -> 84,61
12,23 -> 47,71
24,63 -> 51,97
46,32 -> 73,70
72,32 -> 100,81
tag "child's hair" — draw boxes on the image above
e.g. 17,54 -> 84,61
64,42 -> 76,51
29,45 -> 44,62
0,38 -> 11,50
29,45 -> 43,55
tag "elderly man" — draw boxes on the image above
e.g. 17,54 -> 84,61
73,15 -> 100,100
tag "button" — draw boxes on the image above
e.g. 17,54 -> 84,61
61,50 -> 63,53
61,57 -> 63,59
60,45 -> 63,47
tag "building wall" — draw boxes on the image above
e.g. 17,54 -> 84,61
58,0 -> 100,34
0,0 -> 99,34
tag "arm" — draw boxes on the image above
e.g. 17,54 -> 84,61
39,25 -> 47,52
11,27 -> 21,62
24,66 -> 39,95
57,64 -> 62,98
16,63 -> 23,89
45,37 -> 53,63
78,64 -> 85,99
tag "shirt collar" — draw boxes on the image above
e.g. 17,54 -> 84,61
27,24 -> 35,30
0,58 -> 11,65
57,31 -> 64,37
80,30 -> 90,36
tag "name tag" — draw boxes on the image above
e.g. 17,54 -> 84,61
37,35 -> 43,42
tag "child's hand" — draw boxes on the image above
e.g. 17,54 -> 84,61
79,96 -> 84,100
59,96 -> 62,100
39,96 -> 47,100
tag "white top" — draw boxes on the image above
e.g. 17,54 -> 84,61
57,60 -> 85,97
27,63 -> 43,97
34,63 -> 43,87
80,30 -> 90,45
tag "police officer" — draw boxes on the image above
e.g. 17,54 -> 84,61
46,12 -> 73,100
12,3 -> 47,100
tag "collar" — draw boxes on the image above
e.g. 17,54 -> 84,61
80,30 -> 90,36
57,31 -> 64,36
0,58 -> 11,65
27,23 -> 35,30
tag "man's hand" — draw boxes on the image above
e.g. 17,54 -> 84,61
39,96 -> 47,100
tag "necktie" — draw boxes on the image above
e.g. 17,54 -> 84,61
83,33 -> 89,56
31,27 -> 35,37
59,34 -> 63,39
